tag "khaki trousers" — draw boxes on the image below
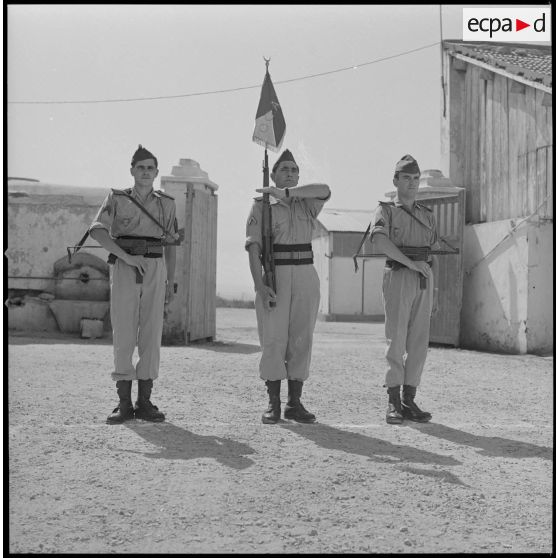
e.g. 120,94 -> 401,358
110,257 -> 166,381
382,267 -> 433,388
255,265 -> 320,381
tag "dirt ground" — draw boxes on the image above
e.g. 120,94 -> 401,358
8,307 -> 554,554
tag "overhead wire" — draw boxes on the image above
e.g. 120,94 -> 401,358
8,41 -> 440,105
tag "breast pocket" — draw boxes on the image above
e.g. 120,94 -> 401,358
272,210 -> 290,234
115,206 -> 139,231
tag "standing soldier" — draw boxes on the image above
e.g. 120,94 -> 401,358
89,145 -> 178,424
246,149 -> 331,424
369,154 -> 439,424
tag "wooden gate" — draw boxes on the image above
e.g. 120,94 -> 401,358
420,189 -> 465,346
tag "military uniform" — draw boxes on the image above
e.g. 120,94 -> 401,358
370,199 -> 439,389
370,154 -> 439,424
89,186 -> 177,382
245,192 -> 329,382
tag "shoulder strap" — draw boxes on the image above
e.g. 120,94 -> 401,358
352,222 -> 371,273
156,190 -> 175,200
398,204 -> 433,232
416,202 -> 433,212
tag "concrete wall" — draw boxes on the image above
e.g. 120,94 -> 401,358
460,218 -> 552,354
7,186 -> 110,332
7,187 -> 109,293
526,221 -> 554,354
8,199 -> 106,291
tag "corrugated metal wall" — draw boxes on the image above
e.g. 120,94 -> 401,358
421,192 -> 465,346
447,54 -> 553,223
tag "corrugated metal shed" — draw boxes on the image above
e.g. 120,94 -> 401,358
444,40 -> 552,89
317,208 -> 372,233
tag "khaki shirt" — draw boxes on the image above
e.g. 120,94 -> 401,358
370,200 -> 439,248
245,194 -> 330,251
90,187 -> 177,239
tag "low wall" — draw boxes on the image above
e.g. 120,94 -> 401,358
460,218 -> 552,354
7,184 -> 110,332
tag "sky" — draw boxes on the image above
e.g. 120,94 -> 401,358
6,4 -> 547,299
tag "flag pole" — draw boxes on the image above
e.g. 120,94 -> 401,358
261,132 -> 276,306
254,56 -> 284,307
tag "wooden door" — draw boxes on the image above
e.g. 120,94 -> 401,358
421,191 -> 465,346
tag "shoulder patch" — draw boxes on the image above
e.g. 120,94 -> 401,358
155,190 -> 175,200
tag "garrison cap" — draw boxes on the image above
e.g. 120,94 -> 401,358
272,149 -> 298,173
394,154 -> 420,175
131,144 -> 158,168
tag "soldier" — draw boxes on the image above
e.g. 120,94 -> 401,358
89,145 -> 178,424
369,154 -> 440,424
246,149 -> 331,424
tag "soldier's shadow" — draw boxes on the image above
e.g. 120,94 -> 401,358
406,422 -> 553,460
280,422 -> 460,467
123,421 -> 256,470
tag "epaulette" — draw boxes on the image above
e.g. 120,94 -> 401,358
416,202 -> 433,212
111,188 -> 132,196
155,190 -> 175,200
379,201 -> 395,206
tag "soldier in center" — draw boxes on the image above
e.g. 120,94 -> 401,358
245,149 -> 331,424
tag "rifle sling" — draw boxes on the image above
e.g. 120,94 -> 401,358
120,190 -> 171,238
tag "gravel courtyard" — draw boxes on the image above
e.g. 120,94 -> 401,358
8,308 -> 554,553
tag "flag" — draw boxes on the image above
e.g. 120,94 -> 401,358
252,70 -> 286,152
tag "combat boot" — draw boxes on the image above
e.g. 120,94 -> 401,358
284,380 -> 316,423
134,379 -> 165,422
262,380 -> 281,424
386,386 -> 403,424
106,380 -> 134,424
401,385 -> 432,422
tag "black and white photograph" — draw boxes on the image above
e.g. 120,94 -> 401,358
7,4 -> 553,554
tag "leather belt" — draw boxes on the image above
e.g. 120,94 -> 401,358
275,258 -> 313,266
273,243 -> 313,266
385,258 -> 432,270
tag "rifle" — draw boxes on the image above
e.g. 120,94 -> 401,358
261,149 -> 277,307
353,223 -> 459,289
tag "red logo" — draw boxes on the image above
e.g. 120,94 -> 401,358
516,19 -> 530,31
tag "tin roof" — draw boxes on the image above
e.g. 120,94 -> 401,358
443,40 -> 552,89
317,208 -> 372,233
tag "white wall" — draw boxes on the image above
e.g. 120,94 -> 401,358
330,257 -> 363,315
526,221 -> 553,354
7,193 -> 107,293
461,218 -> 552,354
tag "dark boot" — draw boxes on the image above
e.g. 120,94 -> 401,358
106,380 -> 134,424
284,380 -> 316,423
386,386 -> 403,424
134,379 -> 165,422
262,380 -> 281,424
401,385 -> 432,422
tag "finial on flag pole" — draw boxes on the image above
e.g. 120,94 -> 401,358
263,57 -> 271,71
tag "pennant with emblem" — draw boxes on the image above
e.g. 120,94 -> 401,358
252,70 -> 286,152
